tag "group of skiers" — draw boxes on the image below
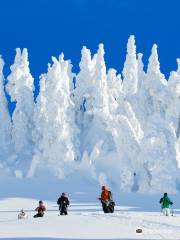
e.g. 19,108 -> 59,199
17,187 -> 174,219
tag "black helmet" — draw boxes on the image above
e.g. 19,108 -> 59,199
39,200 -> 43,204
164,193 -> 167,197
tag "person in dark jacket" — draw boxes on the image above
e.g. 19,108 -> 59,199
57,192 -> 70,215
34,200 -> 46,218
159,193 -> 173,216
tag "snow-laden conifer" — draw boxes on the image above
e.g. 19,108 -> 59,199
122,35 -> 138,95
28,54 -> 79,178
6,49 -> 34,175
0,56 -> 12,167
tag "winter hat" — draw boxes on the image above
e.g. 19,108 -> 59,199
102,186 -> 106,190
39,200 -> 43,204
62,192 -> 66,196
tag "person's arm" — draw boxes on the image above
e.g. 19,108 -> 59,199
168,197 -> 173,205
59,197 -> 62,208
35,207 -> 39,211
98,192 -> 103,200
67,198 -> 70,206
108,191 -> 112,200
159,198 -> 163,204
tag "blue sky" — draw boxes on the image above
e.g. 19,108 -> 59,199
0,0 -> 180,86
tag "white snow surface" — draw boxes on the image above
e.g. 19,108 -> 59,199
0,35 -> 180,194
0,177 -> 180,239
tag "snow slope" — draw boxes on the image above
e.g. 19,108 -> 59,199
0,177 -> 180,239
1,198 -> 180,240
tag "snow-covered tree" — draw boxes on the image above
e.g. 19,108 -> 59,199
166,59 -> 180,135
28,54 -> 79,178
136,44 -> 167,130
6,48 -> 34,175
75,44 -> 109,116
0,35 -> 179,193
0,56 -> 12,167
134,45 -> 179,193
137,53 -> 146,90
74,44 -> 111,157
129,53 -> 146,127
106,68 -> 122,114
166,59 -> 180,167
122,35 -> 138,96
146,44 -> 167,97
92,44 -> 109,116
75,46 -> 93,112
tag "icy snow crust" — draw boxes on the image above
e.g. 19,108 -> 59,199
0,35 -> 180,193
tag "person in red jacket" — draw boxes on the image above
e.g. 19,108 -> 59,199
98,186 -> 115,213
99,186 -> 111,202
34,200 -> 46,218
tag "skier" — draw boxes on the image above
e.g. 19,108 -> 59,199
159,193 -> 173,216
98,186 -> 115,213
57,192 -> 70,215
18,209 -> 28,219
33,200 -> 46,218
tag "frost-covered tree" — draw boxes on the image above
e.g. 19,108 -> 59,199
166,59 -> 180,136
28,54 -> 79,178
166,59 -> 180,167
146,44 -> 167,97
6,48 -> 34,175
107,69 -> 122,99
137,53 -> 146,90
134,45 -> 179,193
75,46 -> 94,112
75,44 -> 109,116
74,44 -> 111,158
0,35 -> 179,193
122,35 -> 138,96
106,68 -> 122,114
0,56 -> 12,167
136,44 -> 167,130
92,44 -> 109,116
129,53 -> 146,127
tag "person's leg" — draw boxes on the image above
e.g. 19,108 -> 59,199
61,207 -> 67,215
34,213 -> 44,218
163,208 -> 169,216
60,208 -> 64,215
108,201 -> 114,213
64,208 -> 68,215
102,201 -> 108,213
162,208 -> 166,216
109,204 -> 114,213
166,208 -> 170,216
106,205 -> 111,213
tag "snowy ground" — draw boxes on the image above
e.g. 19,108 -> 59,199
1,198 -> 180,239
0,177 -> 180,240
